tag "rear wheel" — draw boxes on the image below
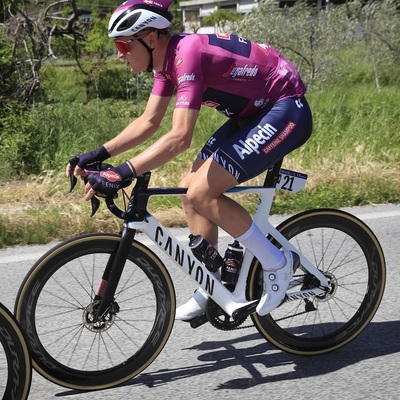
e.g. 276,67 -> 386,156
249,209 -> 386,355
15,233 -> 175,390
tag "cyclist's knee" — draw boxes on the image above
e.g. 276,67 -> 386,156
185,181 -> 205,208
178,174 -> 190,188
186,177 -> 218,213
179,171 -> 195,210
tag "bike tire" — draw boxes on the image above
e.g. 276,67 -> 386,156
14,233 -> 175,391
248,208 -> 386,355
0,302 -> 32,400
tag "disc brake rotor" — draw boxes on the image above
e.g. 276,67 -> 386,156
82,300 -> 119,332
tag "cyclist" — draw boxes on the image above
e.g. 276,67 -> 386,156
66,0 -> 312,321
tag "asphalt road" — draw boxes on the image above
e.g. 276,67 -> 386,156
1,204 -> 399,400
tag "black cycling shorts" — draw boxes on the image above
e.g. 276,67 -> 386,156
198,96 -> 312,183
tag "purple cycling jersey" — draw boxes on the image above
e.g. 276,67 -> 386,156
152,33 -> 307,119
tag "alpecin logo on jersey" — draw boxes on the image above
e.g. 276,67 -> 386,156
232,121 -> 296,159
233,123 -> 277,159
223,63 -> 259,79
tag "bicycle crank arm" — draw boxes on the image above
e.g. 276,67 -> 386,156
231,300 -> 259,320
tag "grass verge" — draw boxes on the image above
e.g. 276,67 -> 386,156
1,84 -> 399,247
1,158 -> 399,248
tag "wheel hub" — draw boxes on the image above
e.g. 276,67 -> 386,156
315,272 -> 337,302
82,300 -> 119,332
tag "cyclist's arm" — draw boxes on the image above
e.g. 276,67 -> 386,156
103,93 -> 172,156
84,105 -> 199,200
125,106 -> 200,176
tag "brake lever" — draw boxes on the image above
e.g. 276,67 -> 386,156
82,170 -> 102,217
90,196 -> 101,217
69,160 -> 116,217
68,156 -> 79,193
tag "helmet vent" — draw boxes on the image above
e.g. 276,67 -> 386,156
118,11 -> 141,31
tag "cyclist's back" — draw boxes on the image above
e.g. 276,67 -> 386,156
152,33 -> 307,118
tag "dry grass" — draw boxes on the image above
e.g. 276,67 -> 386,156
1,158 -> 398,247
0,171 -> 188,245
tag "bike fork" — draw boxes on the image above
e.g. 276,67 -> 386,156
94,226 -> 136,321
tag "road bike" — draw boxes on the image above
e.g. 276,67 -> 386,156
14,158 -> 386,391
0,302 -> 31,399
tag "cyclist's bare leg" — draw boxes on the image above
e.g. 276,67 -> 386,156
179,158 -> 219,245
185,157 -> 253,238
185,158 -> 291,267
176,157 -> 247,320
179,157 -> 297,318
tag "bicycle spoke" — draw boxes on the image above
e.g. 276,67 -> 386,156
253,210 -> 385,354
31,252 -> 159,371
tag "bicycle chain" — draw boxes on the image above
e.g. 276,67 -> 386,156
207,308 -> 312,330
210,274 -> 314,331
233,308 -> 313,330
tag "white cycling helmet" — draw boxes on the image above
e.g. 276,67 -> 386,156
108,0 -> 173,38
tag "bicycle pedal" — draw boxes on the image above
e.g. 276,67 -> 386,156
189,312 -> 209,328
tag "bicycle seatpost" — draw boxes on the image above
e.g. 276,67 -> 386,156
263,158 -> 283,187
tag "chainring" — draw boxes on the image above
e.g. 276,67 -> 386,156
205,298 -> 248,331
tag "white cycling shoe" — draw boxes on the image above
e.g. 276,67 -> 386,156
256,251 -> 299,316
175,288 -> 208,321
175,251 -> 299,320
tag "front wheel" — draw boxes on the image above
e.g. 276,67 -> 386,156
14,233 -> 175,391
0,302 -> 32,400
249,209 -> 386,355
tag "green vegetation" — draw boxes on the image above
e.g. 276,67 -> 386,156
1,82 -> 399,247
0,0 -> 399,247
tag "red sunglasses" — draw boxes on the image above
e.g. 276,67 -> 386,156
114,30 -> 154,54
114,38 -> 139,54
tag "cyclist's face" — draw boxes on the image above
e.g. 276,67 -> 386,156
115,35 -> 150,73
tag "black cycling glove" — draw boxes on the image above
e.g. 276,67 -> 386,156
88,162 -> 135,197
76,146 -> 110,169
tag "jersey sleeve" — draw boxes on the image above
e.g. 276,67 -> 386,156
152,71 -> 175,97
172,35 -> 205,111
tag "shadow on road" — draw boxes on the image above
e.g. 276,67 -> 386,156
56,319 -> 400,396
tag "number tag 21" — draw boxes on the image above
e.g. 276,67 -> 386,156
276,169 -> 308,193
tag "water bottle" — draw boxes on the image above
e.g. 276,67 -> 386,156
221,241 -> 244,285
188,234 -> 223,272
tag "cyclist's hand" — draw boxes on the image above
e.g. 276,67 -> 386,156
85,163 -> 135,201
66,145 -> 110,179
